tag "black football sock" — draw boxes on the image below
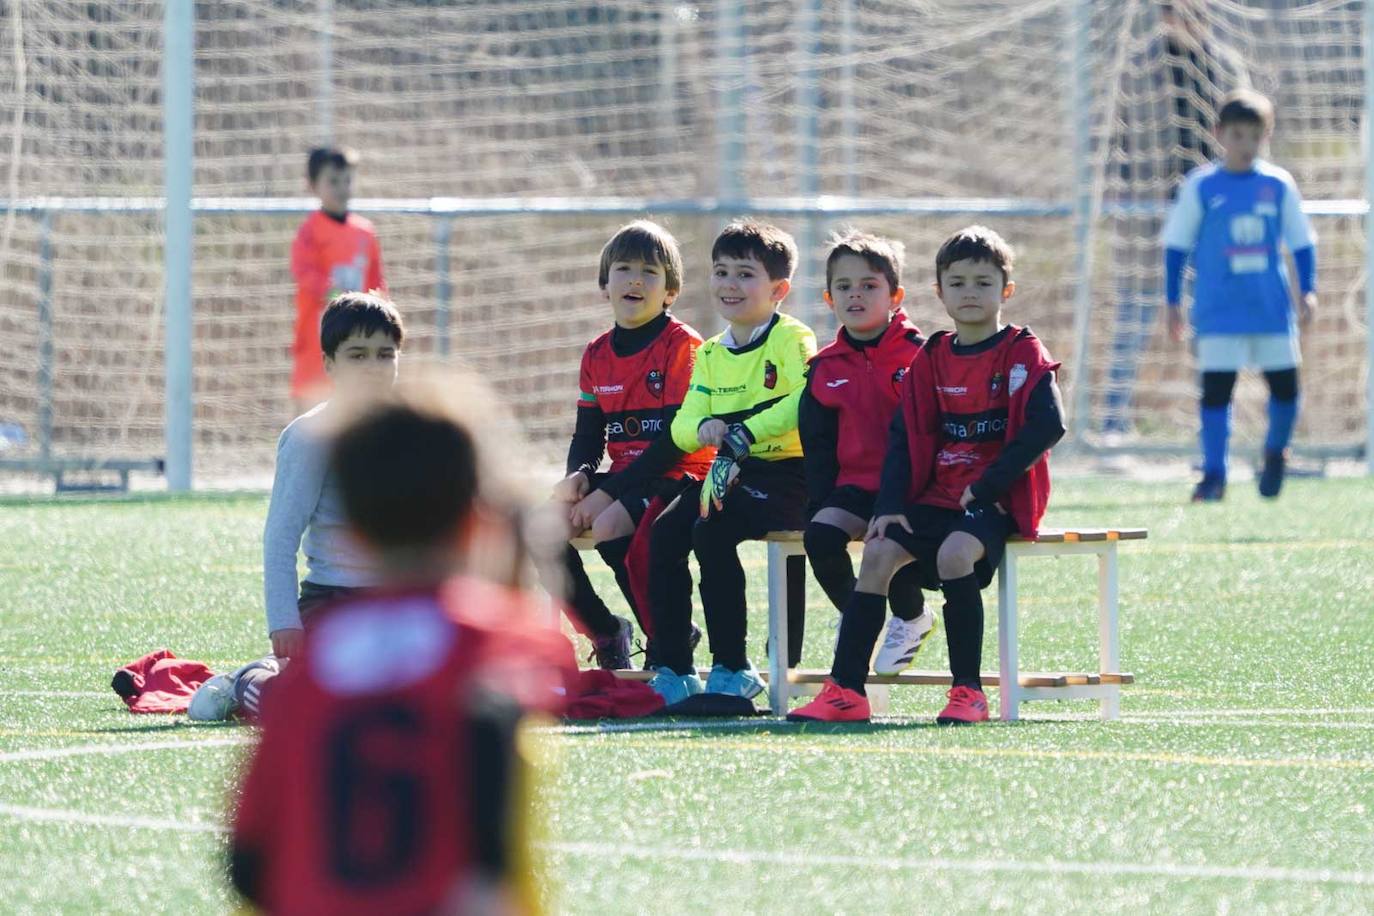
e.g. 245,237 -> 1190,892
829,591 -> 887,695
786,552 -> 807,668
594,535 -> 640,628
940,573 -> 984,690
804,522 -> 856,612
887,564 -> 926,622
559,544 -> 621,638
694,526 -> 750,671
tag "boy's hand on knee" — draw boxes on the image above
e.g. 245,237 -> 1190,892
570,490 -> 613,532
553,471 -> 590,504
866,513 -> 912,542
270,628 -> 304,660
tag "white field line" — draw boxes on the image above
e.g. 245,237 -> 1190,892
8,691 -> 112,698
0,804 -> 1368,889
543,842 -> 1374,887
0,736 -> 250,763
0,803 -> 227,834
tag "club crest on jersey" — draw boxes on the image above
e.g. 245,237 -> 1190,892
892,366 -> 908,386
989,371 -> 1004,397
646,368 -> 665,397
1008,363 -> 1028,395
764,360 -> 778,390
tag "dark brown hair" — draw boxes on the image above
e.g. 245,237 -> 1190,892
597,220 -> 684,295
935,225 -> 1015,287
825,229 -> 905,293
307,146 -> 359,184
331,391 -> 479,551
1216,89 -> 1274,132
321,292 -> 404,359
711,219 -> 798,281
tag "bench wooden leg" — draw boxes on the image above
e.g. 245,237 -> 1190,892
997,548 -> 1021,721
1098,544 -> 1121,721
866,684 -> 891,714
766,541 -> 790,715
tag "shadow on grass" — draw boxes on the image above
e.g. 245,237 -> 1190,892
88,719 -> 245,735
553,715 -> 1069,740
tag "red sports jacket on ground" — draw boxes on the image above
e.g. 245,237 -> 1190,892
112,650 -> 214,714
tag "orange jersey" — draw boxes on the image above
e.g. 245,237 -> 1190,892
290,210 -> 386,398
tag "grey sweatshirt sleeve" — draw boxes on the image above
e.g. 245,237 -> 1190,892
262,417 -> 328,634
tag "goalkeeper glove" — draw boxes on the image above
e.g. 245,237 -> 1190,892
699,424 -> 753,518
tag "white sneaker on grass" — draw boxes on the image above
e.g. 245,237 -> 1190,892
187,656 -> 282,722
187,673 -> 238,721
872,611 -> 936,676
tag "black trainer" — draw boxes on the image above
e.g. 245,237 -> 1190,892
1191,475 -> 1226,502
588,616 -> 634,670
1258,450 -> 1286,499
641,623 -> 702,671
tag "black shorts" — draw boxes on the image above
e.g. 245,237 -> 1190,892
813,484 -> 877,522
678,457 -> 808,535
297,581 -> 365,628
588,472 -> 689,527
877,501 -> 1017,589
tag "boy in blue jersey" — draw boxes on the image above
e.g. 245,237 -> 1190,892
1162,89 -> 1317,501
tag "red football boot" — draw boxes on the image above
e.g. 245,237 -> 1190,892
936,685 -> 990,725
786,679 -> 871,722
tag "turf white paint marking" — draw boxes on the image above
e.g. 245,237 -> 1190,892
2,804 -> 1368,889
0,803 -> 227,834
8,691 -> 112,698
0,736 -> 249,763
545,841 -> 1374,887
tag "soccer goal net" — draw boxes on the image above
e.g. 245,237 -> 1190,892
0,0 -> 1368,487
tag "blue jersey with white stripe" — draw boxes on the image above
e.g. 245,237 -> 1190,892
1161,159 -> 1316,335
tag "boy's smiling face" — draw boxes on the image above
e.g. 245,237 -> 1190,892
311,163 -> 353,213
603,256 -> 676,329
825,252 -> 903,340
936,257 -> 1013,334
710,254 -> 789,331
324,329 -> 399,398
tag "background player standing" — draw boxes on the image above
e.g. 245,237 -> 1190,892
290,146 -> 387,414
1161,89 -> 1317,501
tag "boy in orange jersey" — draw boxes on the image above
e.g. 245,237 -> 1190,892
290,147 -> 386,413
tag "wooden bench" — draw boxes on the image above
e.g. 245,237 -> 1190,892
570,526 -> 1145,720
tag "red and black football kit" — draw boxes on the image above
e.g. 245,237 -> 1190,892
560,311 -> 712,638
799,310 -> 927,621
829,325 -> 1064,695
229,578 -> 573,916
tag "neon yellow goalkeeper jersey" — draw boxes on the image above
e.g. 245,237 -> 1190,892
670,311 -> 817,460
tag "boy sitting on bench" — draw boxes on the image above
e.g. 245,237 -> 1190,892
790,226 -> 1065,725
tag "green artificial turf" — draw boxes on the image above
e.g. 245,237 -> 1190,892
1,479 -> 1371,913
